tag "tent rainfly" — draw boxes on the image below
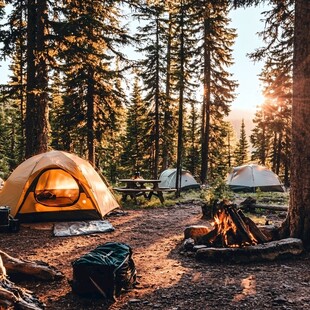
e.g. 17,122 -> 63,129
0,150 -> 119,222
227,164 -> 285,193
159,168 -> 200,190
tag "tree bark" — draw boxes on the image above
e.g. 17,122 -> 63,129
35,0 -> 49,154
175,1 -> 185,197
25,0 -> 36,158
25,0 -> 49,158
287,0 -> 310,247
162,13 -> 173,172
86,69 -> 95,165
200,9 -> 211,185
153,16 -> 160,179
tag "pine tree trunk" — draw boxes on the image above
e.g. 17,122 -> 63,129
175,3 -> 185,196
154,18 -> 160,179
25,0 -> 49,157
35,0 -> 49,154
25,0 -> 36,158
86,70 -> 95,166
284,133 -> 290,187
162,13 -> 173,172
288,0 -> 310,247
275,131 -> 282,175
200,15 -> 211,185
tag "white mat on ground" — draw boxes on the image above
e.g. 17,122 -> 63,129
53,220 -> 115,237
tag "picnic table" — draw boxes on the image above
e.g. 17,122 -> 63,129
113,178 -> 176,203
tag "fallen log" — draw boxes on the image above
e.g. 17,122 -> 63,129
239,197 -> 288,212
0,250 -> 63,281
244,204 -> 288,212
0,256 -> 45,309
195,238 -> 303,263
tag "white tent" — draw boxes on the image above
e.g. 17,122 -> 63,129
227,164 -> 285,192
0,150 -> 119,222
159,168 -> 200,190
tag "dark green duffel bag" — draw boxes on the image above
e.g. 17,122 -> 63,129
70,242 -> 137,300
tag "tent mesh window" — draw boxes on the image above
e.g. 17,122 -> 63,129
34,169 -> 81,207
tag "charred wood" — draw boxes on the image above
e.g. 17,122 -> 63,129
196,227 -> 219,246
225,206 -> 254,245
237,209 -> 269,243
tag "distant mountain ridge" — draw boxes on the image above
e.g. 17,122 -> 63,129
226,108 -> 255,140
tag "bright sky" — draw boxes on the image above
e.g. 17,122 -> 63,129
0,60 -> 9,84
229,5 -> 267,112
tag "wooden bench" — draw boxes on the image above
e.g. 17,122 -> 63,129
155,187 -> 176,192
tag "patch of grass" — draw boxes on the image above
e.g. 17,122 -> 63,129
113,189 -> 203,210
231,190 -> 289,206
114,185 -> 289,214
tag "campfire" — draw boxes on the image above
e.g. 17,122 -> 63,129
198,200 -> 268,248
183,200 -> 304,263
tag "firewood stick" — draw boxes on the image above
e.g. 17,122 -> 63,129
237,210 -> 269,243
226,205 -> 253,245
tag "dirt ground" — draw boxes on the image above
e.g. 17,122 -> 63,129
2,201 -> 310,310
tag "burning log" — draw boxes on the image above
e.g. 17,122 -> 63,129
196,228 -> 220,246
0,250 -> 63,281
225,205 -> 254,245
237,210 -> 269,243
184,200 -> 303,263
196,201 -> 268,248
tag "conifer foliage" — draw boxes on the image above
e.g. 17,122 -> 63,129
250,0 -> 293,186
0,0 -> 293,191
234,119 -> 249,166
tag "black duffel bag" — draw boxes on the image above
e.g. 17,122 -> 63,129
70,242 -> 136,300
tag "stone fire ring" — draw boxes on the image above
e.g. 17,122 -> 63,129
195,238 -> 304,263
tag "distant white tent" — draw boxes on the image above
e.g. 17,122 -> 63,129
227,164 -> 285,192
159,169 -> 200,190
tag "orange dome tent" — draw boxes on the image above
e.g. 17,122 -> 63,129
0,150 -> 119,222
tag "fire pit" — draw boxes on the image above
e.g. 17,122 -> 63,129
183,200 -> 304,263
